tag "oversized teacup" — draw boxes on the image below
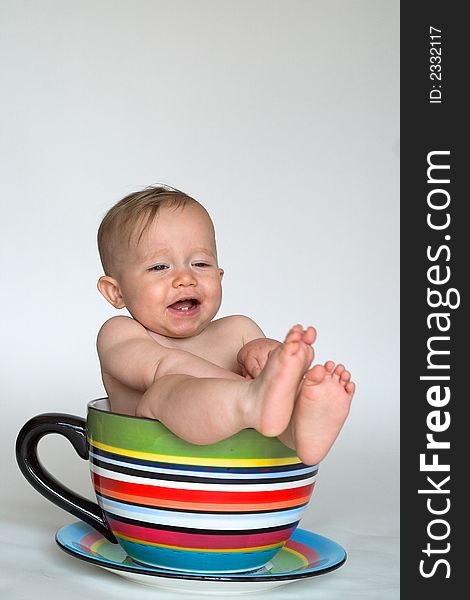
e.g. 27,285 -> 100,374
16,398 -> 318,573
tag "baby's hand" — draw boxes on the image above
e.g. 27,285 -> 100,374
237,338 -> 282,379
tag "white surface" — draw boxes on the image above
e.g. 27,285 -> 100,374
1,1 -> 399,597
1,462 -> 399,599
1,449 -> 398,599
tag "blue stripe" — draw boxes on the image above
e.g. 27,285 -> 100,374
100,496 -> 306,527
90,450 -> 317,480
89,445 -> 318,475
118,539 -> 281,573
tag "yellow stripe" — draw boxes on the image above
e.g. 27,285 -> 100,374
90,538 -> 108,554
88,439 -> 301,467
114,532 -> 285,553
283,547 -> 309,567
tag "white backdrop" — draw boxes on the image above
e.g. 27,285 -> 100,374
1,1 -> 399,598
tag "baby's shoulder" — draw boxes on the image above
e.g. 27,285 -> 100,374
211,315 -> 263,341
97,316 -> 148,348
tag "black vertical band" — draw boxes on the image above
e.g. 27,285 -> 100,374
401,1 -> 465,595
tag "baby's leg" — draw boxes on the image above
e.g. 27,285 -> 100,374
137,374 -> 251,444
279,361 -> 355,465
136,326 -> 313,444
247,326 -> 313,436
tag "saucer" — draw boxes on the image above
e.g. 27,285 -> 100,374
56,521 -> 346,594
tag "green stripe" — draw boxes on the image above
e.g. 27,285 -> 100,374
87,407 -> 297,459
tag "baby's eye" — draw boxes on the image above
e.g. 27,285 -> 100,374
193,262 -> 211,268
149,264 -> 169,271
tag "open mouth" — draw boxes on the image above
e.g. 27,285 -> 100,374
167,298 -> 201,313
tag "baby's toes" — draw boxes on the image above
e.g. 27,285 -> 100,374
303,343 -> 314,365
324,360 -> 335,374
345,381 -> 356,396
302,326 -> 317,345
285,326 -> 302,344
332,363 -> 345,381
304,364 -> 326,385
339,369 -> 351,385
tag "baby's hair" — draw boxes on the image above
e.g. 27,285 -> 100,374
98,184 -> 200,275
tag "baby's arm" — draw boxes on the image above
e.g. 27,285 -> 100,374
97,316 -> 243,392
98,316 -> 252,443
236,318 -> 281,379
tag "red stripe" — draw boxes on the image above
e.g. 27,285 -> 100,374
286,539 -> 321,564
108,517 -> 295,549
80,530 -> 102,552
93,473 -> 313,504
95,483 -> 311,511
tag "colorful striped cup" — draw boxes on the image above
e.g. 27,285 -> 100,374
16,398 -> 318,573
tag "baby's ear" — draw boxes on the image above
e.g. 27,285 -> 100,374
218,268 -> 224,281
97,276 -> 126,309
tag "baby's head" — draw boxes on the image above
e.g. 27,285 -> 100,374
97,185 -> 224,338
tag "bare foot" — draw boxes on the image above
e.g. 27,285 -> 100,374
246,325 -> 314,437
284,361 -> 355,465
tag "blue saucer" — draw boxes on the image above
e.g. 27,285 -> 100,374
56,521 -> 346,594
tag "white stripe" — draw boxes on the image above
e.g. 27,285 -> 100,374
99,497 -> 306,530
91,464 -> 316,492
89,451 -> 316,480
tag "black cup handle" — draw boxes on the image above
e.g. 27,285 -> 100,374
16,413 -> 117,543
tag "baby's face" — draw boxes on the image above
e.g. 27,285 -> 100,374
114,203 -> 224,338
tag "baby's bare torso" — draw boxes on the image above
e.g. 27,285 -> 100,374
102,316 -> 244,415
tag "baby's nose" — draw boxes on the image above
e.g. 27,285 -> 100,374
173,267 -> 197,287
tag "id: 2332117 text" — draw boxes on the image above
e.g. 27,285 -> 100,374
429,26 -> 442,104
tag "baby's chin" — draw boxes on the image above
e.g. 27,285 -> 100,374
161,306 -> 220,339
148,320 -> 213,340
164,324 -> 211,339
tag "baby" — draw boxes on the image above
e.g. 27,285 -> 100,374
96,185 -> 355,465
